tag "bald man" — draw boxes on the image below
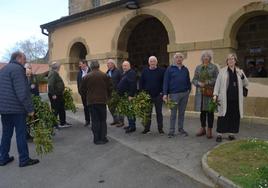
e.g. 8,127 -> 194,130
117,61 -> 137,133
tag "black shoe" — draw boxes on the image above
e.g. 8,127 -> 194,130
0,156 -> 14,166
19,158 -> 39,167
159,129 -> 165,134
228,135 -> 235,141
103,138 -> 109,143
84,121 -> 90,127
142,129 -> 150,134
125,127 -> 136,133
110,122 -> 117,126
178,128 -> 188,137
123,126 -> 129,130
168,133 -> 175,138
94,141 -> 106,145
216,135 -> 222,142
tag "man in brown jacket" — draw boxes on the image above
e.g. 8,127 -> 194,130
80,60 -> 112,145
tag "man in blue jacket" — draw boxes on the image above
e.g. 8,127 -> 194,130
139,56 -> 165,134
0,51 -> 39,167
163,53 -> 191,138
117,61 -> 137,133
77,60 -> 91,127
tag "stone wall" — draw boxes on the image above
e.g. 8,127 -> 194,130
69,0 -> 119,15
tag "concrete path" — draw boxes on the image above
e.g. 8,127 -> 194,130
0,116 -> 208,188
68,109 -> 268,187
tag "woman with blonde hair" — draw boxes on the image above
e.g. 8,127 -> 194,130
192,50 -> 219,139
213,53 -> 249,142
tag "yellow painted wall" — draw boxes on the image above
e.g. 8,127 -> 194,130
49,0 -> 268,99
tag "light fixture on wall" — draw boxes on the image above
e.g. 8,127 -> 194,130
126,0 -> 139,9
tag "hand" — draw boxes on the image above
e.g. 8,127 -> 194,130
163,95 -> 168,103
28,112 -> 34,117
52,95 -> 57,100
128,96 -> 133,101
198,82 -> 205,87
213,95 -> 217,102
30,84 -> 35,89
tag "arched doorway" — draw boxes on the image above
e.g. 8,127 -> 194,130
117,16 -> 170,72
236,14 -> 268,78
69,42 -> 88,81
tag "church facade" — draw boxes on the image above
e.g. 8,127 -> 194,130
41,0 -> 268,118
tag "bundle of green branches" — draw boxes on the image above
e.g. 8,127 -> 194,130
64,87 -> 77,113
114,92 -> 152,126
115,93 -> 135,119
208,98 -> 220,113
132,91 -> 152,126
27,96 -> 57,155
165,99 -> 177,109
107,91 -> 121,113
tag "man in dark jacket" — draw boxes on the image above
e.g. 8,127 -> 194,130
117,61 -> 137,133
77,60 -> 91,126
139,56 -> 165,134
0,51 -> 39,167
106,59 -> 123,127
80,60 -> 112,145
48,62 -> 71,128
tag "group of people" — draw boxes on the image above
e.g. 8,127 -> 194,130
0,49 -> 249,167
77,51 -> 248,145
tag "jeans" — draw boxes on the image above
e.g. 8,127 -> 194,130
89,104 -> 107,143
48,94 -> 66,125
81,95 -> 90,123
169,91 -> 189,134
145,95 -> 163,131
0,114 -> 29,165
127,117 -> 136,129
200,111 -> 214,128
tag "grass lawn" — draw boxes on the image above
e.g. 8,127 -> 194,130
207,139 -> 268,188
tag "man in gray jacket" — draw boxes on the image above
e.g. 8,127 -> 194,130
0,51 -> 39,167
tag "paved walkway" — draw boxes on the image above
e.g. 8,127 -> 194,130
0,117 -> 207,188
68,108 -> 268,187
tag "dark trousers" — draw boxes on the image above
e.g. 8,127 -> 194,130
200,111 -> 214,128
145,95 -> 163,131
0,114 -> 29,165
127,117 -> 136,129
89,104 -> 107,143
49,94 -> 66,125
81,96 -> 90,123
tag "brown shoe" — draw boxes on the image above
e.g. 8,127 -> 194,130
207,128 -> 213,139
196,127 -> 206,136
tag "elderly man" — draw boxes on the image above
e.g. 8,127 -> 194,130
117,61 -> 137,133
106,59 -> 123,127
77,60 -> 91,127
0,51 -> 39,167
139,56 -> 165,134
80,60 -> 112,145
163,53 -> 191,138
48,62 -> 71,128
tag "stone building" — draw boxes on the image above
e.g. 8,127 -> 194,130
41,0 -> 268,118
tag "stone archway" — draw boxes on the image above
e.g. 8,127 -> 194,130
68,38 -> 89,81
223,1 -> 268,49
112,9 -> 176,64
223,2 -> 268,77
